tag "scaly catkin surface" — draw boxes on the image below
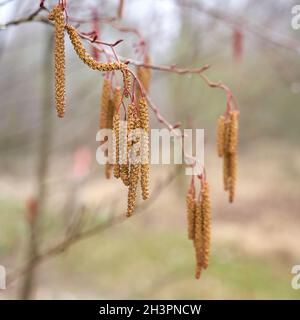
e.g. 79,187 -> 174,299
217,115 -> 225,157
201,182 -> 211,269
139,97 -> 150,200
66,25 -> 127,72
186,193 -> 196,240
48,5 -> 66,118
112,87 -> 122,179
127,104 -> 141,217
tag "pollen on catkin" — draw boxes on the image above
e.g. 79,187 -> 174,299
186,191 -> 195,241
48,5 -> 66,118
126,104 -> 141,217
105,99 -> 115,179
136,53 -> 152,101
99,79 -> 111,129
139,97 -> 150,200
66,25 -> 127,72
200,182 -> 211,269
217,115 -> 225,157
193,200 -> 204,278
218,110 -> 239,202
112,87 -> 122,179
121,68 -> 131,98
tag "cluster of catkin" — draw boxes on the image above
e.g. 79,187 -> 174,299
48,5 -> 130,118
217,110 -> 239,203
186,179 -> 211,279
112,97 -> 150,217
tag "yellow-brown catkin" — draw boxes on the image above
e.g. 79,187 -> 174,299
228,111 -> 239,154
139,97 -> 150,200
186,193 -> 195,240
223,153 -> 230,191
127,104 -> 140,217
113,87 -> 122,179
201,182 -> 211,269
194,201 -> 203,279
217,115 -> 225,157
228,153 -> 237,203
136,53 -> 152,101
48,5 -> 66,118
121,68 -> 131,98
66,25 -> 127,72
105,99 -> 115,179
119,118 -> 129,186
99,78 -> 111,129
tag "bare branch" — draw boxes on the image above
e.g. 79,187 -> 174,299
7,169 -> 179,286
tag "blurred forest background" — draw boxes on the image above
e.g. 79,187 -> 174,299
0,0 -> 300,299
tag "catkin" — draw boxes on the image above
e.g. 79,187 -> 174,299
217,115 -> 225,157
66,25 -> 127,72
121,68 -> 131,98
99,79 -> 111,129
228,111 -> 239,154
228,153 -> 237,203
186,193 -> 195,240
113,87 -> 122,179
48,5 -> 66,118
194,200 -> 204,278
139,97 -> 150,200
218,110 -> 239,202
105,99 -> 115,179
136,53 -> 152,101
201,182 -> 211,269
127,104 -> 141,217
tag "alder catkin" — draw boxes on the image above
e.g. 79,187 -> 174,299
139,97 -> 150,200
48,5 -> 66,118
121,68 -> 131,98
228,153 -> 237,203
186,193 -> 195,240
113,87 -> 122,179
201,182 -> 211,269
194,201 -> 204,278
99,79 -> 111,129
218,110 -> 239,203
127,104 -> 141,217
217,115 -> 225,157
136,53 -> 152,101
66,25 -> 127,72
228,111 -> 239,154
105,99 -> 115,179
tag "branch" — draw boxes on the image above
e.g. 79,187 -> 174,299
7,169 -> 180,286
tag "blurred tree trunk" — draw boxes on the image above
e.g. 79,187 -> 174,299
19,30 -> 54,300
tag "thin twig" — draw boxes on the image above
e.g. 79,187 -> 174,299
7,169 -> 179,286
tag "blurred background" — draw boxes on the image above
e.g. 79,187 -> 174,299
0,0 -> 300,299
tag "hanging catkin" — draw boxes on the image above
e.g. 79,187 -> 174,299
127,103 -> 140,217
48,5 -> 66,118
217,115 -> 225,157
194,200 -> 203,279
105,99 -> 115,179
121,68 -> 131,98
66,25 -> 127,73
99,78 -> 111,129
218,110 -> 239,202
113,87 -> 122,179
200,182 -> 211,269
186,184 -> 196,241
136,53 -> 152,101
139,97 -> 150,200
